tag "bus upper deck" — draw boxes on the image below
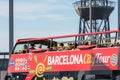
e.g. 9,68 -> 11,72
13,30 -> 120,54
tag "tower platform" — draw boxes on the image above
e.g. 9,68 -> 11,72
75,6 -> 114,20
74,0 -> 115,20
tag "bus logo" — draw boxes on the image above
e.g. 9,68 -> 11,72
9,60 -> 15,66
36,63 -> 45,77
110,54 -> 118,66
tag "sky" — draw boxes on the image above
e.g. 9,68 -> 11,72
0,0 -> 118,52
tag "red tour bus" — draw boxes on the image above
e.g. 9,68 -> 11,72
6,30 -> 120,80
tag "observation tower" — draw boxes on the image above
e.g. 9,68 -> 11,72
73,0 -> 115,44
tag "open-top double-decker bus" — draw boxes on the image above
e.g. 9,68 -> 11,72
6,30 -> 120,80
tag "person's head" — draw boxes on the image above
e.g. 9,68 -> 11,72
30,43 -> 35,48
23,44 -> 28,49
39,44 -> 42,48
60,43 -> 64,46
84,42 -> 89,45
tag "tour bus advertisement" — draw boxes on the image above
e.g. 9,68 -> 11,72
8,47 -> 118,78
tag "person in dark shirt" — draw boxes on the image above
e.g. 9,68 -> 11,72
29,43 -> 35,49
22,44 -> 29,53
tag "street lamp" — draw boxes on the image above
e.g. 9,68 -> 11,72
9,0 -> 14,54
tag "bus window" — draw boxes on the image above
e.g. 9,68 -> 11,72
13,43 -> 28,54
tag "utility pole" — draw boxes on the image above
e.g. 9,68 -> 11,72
9,0 -> 14,54
118,0 -> 120,38
89,0 -> 92,44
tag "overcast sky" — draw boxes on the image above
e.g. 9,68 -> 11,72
0,0 -> 118,52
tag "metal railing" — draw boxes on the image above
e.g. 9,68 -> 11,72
73,0 -> 115,8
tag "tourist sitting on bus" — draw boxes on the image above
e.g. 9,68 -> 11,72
22,44 -> 29,53
73,42 -> 78,49
115,40 -> 120,46
57,43 -> 65,51
84,41 -> 89,45
115,42 -> 120,47
108,42 -> 114,47
29,43 -> 35,50
65,43 -> 74,50
38,44 -> 42,48
51,45 -> 58,51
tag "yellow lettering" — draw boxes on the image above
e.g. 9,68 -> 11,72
84,54 -> 96,66
84,54 -> 91,64
87,54 -> 91,64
